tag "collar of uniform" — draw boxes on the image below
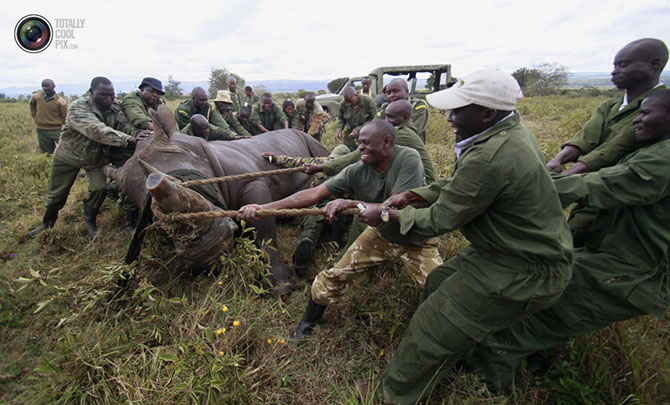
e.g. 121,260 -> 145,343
619,83 -> 667,113
454,111 -> 517,159
44,93 -> 56,102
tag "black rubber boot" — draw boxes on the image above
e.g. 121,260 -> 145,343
125,210 -> 138,237
288,297 -> 327,342
292,239 -> 314,278
25,207 -> 59,239
83,203 -> 98,240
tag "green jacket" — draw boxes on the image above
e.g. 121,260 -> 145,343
251,101 -> 288,133
321,122 -> 436,184
377,97 -> 429,142
554,138 -> 670,317
287,111 -> 301,130
337,94 -> 377,135
398,113 -> 573,266
229,88 -> 246,113
174,98 -> 234,140
244,93 -> 260,108
55,96 -> 136,169
121,90 -> 165,131
565,84 -> 668,170
222,110 -> 252,137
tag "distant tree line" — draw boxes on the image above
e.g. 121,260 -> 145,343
512,63 -> 570,96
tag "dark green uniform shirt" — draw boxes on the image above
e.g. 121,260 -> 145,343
398,113 -> 573,265
287,111 -> 301,130
321,122 -> 436,184
555,139 -> 670,269
121,90 -> 165,131
251,101 -> 288,133
174,98 -> 234,141
244,93 -> 260,108
221,110 -> 252,137
229,88 -> 246,113
377,97 -> 429,142
325,145 -> 426,247
55,96 -> 136,169
337,94 -> 377,135
565,84 -> 668,171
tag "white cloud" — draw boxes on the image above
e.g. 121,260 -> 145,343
1,0 -> 668,88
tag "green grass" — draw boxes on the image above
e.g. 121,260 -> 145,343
1,96 -> 669,404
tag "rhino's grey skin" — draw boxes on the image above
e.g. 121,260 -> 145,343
104,105 -> 329,295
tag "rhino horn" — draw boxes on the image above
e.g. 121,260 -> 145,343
149,104 -> 177,144
138,159 -> 162,177
146,172 -> 211,216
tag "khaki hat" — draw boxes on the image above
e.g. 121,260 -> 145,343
214,90 -> 233,103
426,69 -> 522,110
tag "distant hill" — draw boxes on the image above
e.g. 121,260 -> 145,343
0,79 -> 329,98
567,72 -> 670,88
3,73 -> 669,97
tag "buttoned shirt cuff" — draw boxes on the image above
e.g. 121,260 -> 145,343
398,205 -> 417,235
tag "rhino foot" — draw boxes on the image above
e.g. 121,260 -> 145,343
272,281 -> 292,297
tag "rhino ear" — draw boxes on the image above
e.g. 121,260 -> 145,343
149,105 -> 177,144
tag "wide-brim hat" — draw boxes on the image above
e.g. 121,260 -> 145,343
214,90 -> 233,104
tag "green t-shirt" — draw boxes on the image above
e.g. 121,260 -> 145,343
324,145 -> 426,246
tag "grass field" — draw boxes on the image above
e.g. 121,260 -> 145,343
1,95 -> 669,404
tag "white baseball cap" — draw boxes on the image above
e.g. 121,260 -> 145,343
426,69 -> 523,111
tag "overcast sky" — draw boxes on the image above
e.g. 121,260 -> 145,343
1,0 -> 669,89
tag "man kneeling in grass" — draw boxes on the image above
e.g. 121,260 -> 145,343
238,120 -> 443,341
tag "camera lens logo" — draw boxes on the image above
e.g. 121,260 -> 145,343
15,15 -> 53,53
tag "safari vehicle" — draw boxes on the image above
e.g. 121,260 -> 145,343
316,64 -> 453,116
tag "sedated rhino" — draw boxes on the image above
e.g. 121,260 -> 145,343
103,105 -> 329,296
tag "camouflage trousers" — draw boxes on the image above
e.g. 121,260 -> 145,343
36,128 -> 61,154
311,226 -> 442,305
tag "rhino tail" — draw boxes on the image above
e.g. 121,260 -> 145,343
148,104 -> 177,144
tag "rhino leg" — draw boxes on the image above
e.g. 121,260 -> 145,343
241,180 -> 291,297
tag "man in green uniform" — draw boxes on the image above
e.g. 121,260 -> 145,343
179,114 -> 210,139
282,99 -> 301,129
226,77 -> 246,113
122,77 -> 165,132
239,120 -> 443,342
116,77 -> 165,234
336,87 -> 377,151
293,100 -> 437,276
251,93 -> 289,134
244,86 -> 259,108
368,70 -> 573,404
376,78 -> 429,143
213,90 -> 252,137
236,106 -> 255,135
25,77 -> 149,240
360,76 -> 376,98
546,38 -> 668,244
296,92 -> 329,142
30,78 -> 68,154
174,87 -> 235,140
471,89 -> 670,392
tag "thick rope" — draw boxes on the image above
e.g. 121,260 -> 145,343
180,166 -> 307,188
168,207 -> 361,222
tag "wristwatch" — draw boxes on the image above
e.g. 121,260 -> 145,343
380,207 -> 390,223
